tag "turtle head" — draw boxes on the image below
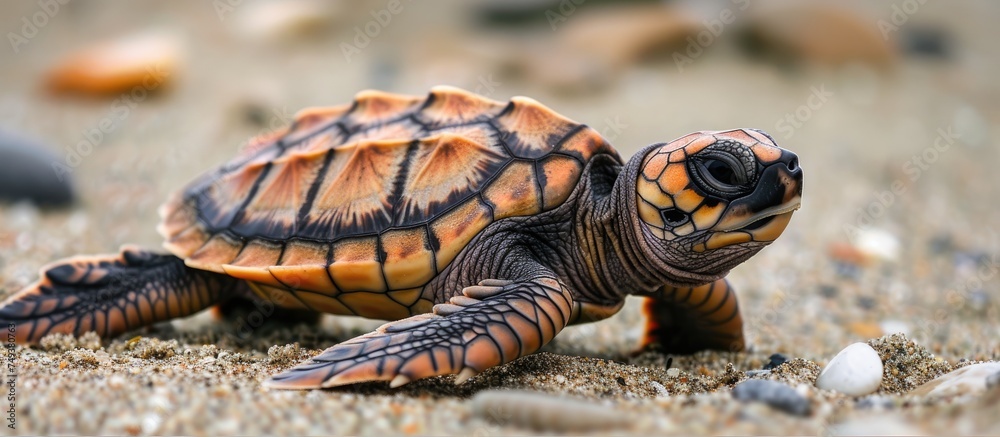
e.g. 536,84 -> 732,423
631,129 -> 802,281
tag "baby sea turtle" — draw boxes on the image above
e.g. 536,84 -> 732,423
0,86 -> 802,389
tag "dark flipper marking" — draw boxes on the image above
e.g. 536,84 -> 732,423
0,246 -> 239,343
265,277 -> 574,389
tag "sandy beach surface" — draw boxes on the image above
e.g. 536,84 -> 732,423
1,1 -> 998,435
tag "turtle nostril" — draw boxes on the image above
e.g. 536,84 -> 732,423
787,157 -> 799,172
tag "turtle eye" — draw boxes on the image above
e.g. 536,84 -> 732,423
660,208 -> 689,227
705,159 -> 738,186
692,153 -> 750,195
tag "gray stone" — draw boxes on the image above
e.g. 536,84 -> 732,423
0,130 -> 76,206
732,379 -> 811,416
986,370 -> 1000,390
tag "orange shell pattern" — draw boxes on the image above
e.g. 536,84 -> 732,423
157,86 -> 618,317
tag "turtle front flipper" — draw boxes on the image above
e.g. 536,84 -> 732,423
641,278 -> 745,354
0,246 -> 239,343
265,277 -> 575,390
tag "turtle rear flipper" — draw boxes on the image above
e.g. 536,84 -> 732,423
0,246 -> 239,343
642,278 -> 745,354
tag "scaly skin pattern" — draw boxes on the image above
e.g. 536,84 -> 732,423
267,276 -> 575,388
0,88 -> 803,390
642,279 -> 745,353
0,246 -> 240,343
268,129 -> 802,389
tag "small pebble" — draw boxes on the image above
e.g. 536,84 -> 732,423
855,395 -> 895,410
828,242 -> 870,269
848,321 -> 882,338
731,379 -> 811,416
469,390 -> 635,432
928,233 -> 954,254
233,0 -> 340,41
0,130 -> 76,206
763,353 -> 789,370
900,26 -> 953,58
816,343 -> 883,396
909,362 -> 1000,398
818,284 -> 839,298
855,297 -> 877,311
650,381 -> 669,397
854,228 -> 900,262
986,371 -> 1000,390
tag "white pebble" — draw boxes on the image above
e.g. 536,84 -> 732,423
233,0 -> 340,40
854,228 -> 900,262
650,381 -> 669,397
816,343 -> 883,396
909,362 -> 1000,397
141,413 -> 162,434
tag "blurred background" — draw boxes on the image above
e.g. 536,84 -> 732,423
0,0 -> 998,434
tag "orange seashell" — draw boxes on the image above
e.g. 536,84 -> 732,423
46,32 -> 180,96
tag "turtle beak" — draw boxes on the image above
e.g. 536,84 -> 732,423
697,150 -> 802,251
